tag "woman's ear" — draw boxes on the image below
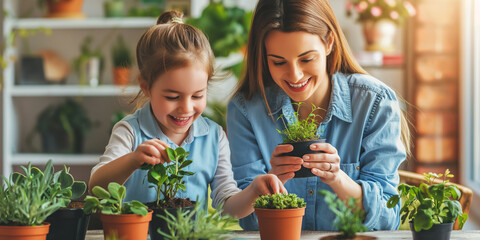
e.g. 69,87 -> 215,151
326,32 -> 334,56
139,77 -> 150,97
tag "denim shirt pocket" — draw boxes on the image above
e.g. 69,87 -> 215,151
340,162 -> 360,180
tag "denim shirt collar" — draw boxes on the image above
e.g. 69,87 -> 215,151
137,102 -> 209,145
266,72 -> 353,124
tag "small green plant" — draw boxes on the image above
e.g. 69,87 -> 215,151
83,182 -> 148,216
45,164 -> 87,207
159,202 -> 237,240
277,102 -> 324,143
253,193 -> 306,209
387,169 -> 468,232
0,161 -> 65,226
140,147 -> 194,206
111,35 -> 132,68
319,190 -> 368,238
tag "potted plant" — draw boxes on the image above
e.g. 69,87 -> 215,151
45,164 -> 89,240
73,36 -> 104,86
158,201 -> 237,240
277,102 -> 325,178
140,146 -> 195,240
319,190 -> 373,240
84,182 -> 152,240
387,169 -> 468,240
38,0 -> 86,18
253,193 -> 306,240
0,161 -> 65,239
30,98 -> 92,153
104,0 -> 125,18
111,35 -> 133,85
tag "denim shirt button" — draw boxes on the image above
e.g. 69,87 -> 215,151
356,166 -> 360,170
308,189 -> 314,195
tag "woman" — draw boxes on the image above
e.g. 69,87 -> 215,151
227,0 -> 410,231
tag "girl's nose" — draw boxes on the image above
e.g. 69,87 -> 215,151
180,98 -> 193,112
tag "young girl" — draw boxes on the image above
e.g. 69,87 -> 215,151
89,10 -> 286,218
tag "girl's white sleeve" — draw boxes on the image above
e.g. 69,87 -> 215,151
90,121 -> 134,177
210,126 -> 242,209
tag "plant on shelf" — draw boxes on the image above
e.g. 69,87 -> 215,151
111,35 -> 133,85
73,36 -> 104,86
387,169 -> 468,240
84,182 -> 152,240
140,146 -> 195,240
158,202 -> 237,240
276,102 -> 325,178
253,193 -> 306,240
346,0 -> 416,25
318,190 -> 370,240
37,0 -> 86,19
0,161 -> 65,239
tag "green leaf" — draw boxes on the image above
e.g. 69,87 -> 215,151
71,181 -> 87,199
92,186 -> 111,199
387,195 -> 400,208
166,148 -> 176,161
108,182 -> 121,200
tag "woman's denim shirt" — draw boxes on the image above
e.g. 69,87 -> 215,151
227,72 -> 406,231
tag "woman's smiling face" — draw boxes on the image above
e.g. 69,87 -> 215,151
265,30 -> 332,103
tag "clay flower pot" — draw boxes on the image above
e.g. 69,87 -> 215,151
46,0 -> 85,19
113,67 -> 130,85
255,207 -> 305,240
100,210 -> 153,240
280,139 -> 326,178
362,19 -> 397,53
0,223 -> 50,240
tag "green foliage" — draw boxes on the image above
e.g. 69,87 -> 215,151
159,202 -> 237,240
253,193 -> 306,209
45,164 -> 87,207
387,169 -> 468,232
83,182 -> 148,216
73,36 -> 104,85
0,160 -> 69,226
186,2 -> 252,57
111,35 -> 132,68
277,102 -> 324,143
140,147 -> 194,206
203,100 -> 227,130
319,190 -> 368,237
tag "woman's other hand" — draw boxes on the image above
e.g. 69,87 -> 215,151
302,142 -> 341,184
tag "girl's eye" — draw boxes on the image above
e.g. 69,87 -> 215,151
165,96 -> 179,100
192,95 -> 204,99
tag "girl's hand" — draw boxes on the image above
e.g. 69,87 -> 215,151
131,139 -> 170,168
251,174 -> 287,196
268,144 -> 303,184
302,142 -> 341,184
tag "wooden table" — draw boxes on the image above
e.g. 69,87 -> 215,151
86,230 -> 480,239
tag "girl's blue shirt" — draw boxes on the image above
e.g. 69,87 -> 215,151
227,72 -> 406,231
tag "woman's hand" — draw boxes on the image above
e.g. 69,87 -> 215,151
302,142 -> 341,184
131,139 -> 170,168
268,144 -> 304,184
251,174 -> 287,196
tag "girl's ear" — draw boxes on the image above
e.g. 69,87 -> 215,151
139,77 -> 150,97
326,32 -> 334,56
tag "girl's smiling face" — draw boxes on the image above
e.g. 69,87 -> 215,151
142,62 -> 208,145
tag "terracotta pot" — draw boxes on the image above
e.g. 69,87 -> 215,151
0,223 -> 50,240
255,207 -> 305,240
46,0 -> 85,19
113,67 -> 131,85
100,210 -> 153,240
362,19 -> 397,53
280,139 -> 326,178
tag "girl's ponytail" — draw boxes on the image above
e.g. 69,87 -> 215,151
156,10 -> 184,25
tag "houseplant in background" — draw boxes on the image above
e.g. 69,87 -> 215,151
38,0 -> 86,18
319,190 -> 373,240
84,182 -> 152,240
111,35 -> 133,85
387,169 -> 468,240
104,0 -> 125,18
140,147 -> 195,240
73,36 -> 104,86
277,102 -> 325,178
253,193 -> 306,240
346,0 -> 416,52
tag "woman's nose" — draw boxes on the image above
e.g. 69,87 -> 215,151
288,63 -> 304,82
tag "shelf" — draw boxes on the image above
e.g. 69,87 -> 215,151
12,153 -> 100,165
10,17 -> 156,29
10,85 -> 140,97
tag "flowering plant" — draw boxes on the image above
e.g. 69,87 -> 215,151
346,0 -> 416,25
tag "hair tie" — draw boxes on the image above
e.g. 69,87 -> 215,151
171,17 -> 183,24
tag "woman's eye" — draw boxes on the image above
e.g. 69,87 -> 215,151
301,58 -> 314,63
272,61 -> 286,66
165,96 -> 179,100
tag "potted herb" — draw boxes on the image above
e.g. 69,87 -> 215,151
31,98 -> 92,153
111,35 -> 133,85
0,161 -> 65,239
73,36 -> 104,86
319,190 -> 373,240
387,169 -> 468,240
253,193 -> 306,240
140,146 -> 195,240
38,0 -> 86,19
277,102 -> 325,178
158,202 -> 237,240
84,182 -> 152,240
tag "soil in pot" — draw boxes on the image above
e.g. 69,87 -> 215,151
146,198 -> 195,240
280,139 -> 326,178
409,221 -> 453,240
46,201 -> 90,240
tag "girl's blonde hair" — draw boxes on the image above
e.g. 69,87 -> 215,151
133,10 -> 215,109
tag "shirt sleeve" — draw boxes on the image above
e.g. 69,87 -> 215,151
90,121 -> 135,177
357,89 -> 406,230
210,126 -> 241,209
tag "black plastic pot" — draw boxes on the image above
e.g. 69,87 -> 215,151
409,221 -> 453,240
279,139 -> 326,178
149,205 -> 196,240
46,208 -> 90,240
